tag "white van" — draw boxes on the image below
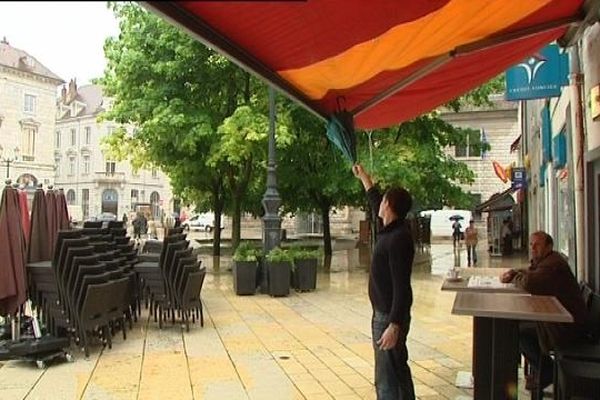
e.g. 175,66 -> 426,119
419,209 -> 472,237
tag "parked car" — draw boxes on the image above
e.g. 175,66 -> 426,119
88,212 -> 117,228
181,213 -> 224,232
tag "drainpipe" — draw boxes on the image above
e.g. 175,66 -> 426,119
569,42 -> 586,280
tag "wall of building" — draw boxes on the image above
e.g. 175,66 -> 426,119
55,88 -> 173,222
0,67 -> 60,185
582,23 -> 600,152
440,97 -> 520,207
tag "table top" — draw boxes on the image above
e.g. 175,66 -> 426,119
441,267 -> 526,294
452,292 -> 574,322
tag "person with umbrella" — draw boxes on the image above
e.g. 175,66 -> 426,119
450,215 -> 463,248
352,163 -> 415,400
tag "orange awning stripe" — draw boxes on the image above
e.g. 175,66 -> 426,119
278,0 -> 553,100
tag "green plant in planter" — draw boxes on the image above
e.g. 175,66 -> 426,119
233,241 -> 261,262
265,247 -> 293,296
291,248 -> 322,261
265,246 -> 294,263
232,242 -> 261,295
290,247 -> 320,292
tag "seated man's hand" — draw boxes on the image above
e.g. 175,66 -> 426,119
500,269 -> 517,283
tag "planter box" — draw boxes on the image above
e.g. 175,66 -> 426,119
292,258 -> 317,291
267,261 -> 291,297
233,261 -> 258,295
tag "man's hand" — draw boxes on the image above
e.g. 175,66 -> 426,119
353,164 -> 373,190
376,323 -> 400,351
500,269 -> 517,283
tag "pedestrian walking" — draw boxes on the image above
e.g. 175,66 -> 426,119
465,220 -> 478,266
352,163 -> 416,400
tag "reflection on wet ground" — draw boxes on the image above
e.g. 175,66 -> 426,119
0,241 -> 530,400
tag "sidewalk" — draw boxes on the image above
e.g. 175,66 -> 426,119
0,243 -> 531,400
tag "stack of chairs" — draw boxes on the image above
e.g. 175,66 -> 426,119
28,223 -> 140,357
134,228 -> 206,331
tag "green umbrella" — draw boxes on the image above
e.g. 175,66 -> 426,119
326,107 -> 357,164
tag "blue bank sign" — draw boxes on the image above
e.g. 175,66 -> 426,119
505,44 -> 569,101
511,167 -> 527,190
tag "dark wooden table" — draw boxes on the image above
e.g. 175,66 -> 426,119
452,292 -> 573,400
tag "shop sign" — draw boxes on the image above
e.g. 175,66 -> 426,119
505,44 -> 569,101
511,167 -> 527,190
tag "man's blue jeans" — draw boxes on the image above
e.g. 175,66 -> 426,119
372,311 -> 415,400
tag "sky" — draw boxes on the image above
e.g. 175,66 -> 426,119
0,1 -> 120,86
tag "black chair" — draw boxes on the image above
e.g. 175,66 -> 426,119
108,221 -> 124,229
177,267 -> 206,331
165,226 -> 184,236
75,272 -> 112,357
552,291 -> 600,399
104,277 -> 130,341
83,221 -> 103,229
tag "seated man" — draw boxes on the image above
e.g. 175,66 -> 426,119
500,231 -> 588,389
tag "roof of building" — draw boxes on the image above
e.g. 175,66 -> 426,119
0,37 -> 64,83
57,83 -> 106,120
75,84 -> 105,116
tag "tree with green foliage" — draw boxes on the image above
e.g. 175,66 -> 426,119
99,2 -> 270,255
277,78 -> 501,253
278,101 -> 362,256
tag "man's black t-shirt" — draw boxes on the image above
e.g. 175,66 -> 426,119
367,188 -> 414,327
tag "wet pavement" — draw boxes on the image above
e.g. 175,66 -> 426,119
0,242 -> 531,400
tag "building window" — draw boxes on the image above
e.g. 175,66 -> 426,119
71,128 -> 77,146
105,161 -> 116,175
55,130 -> 61,148
69,157 -> 76,176
66,189 -> 76,205
22,126 -> 36,160
24,94 -> 36,114
150,191 -> 160,219
82,189 -> 90,220
83,155 -> 90,175
152,168 -> 158,178
131,189 -> 139,209
55,158 -> 61,177
84,126 -> 91,145
455,129 -> 482,158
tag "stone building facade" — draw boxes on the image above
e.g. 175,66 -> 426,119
440,94 -> 520,208
0,38 -> 64,188
54,82 -> 173,222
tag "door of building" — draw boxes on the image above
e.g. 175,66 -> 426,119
101,188 -> 119,215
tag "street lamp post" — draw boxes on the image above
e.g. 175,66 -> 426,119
0,147 -> 20,179
260,86 -> 282,293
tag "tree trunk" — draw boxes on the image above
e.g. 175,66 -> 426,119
227,158 -> 252,252
320,204 -> 332,257
211,180 -> 225,257
231,196 -> 242,251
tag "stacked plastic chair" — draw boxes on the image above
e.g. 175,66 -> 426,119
28,225 -> 139,357
134,228 -> 205,331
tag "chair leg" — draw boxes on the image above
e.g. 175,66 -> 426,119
158,305 -> 163,329
105,325 -> 112,349
200,303 -> 204,327
83,330 -> 90,358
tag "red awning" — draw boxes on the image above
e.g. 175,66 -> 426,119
142,1 -> 594,129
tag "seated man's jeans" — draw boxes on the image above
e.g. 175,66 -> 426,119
519,323 -> 553,387
372,311 -> 415,400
